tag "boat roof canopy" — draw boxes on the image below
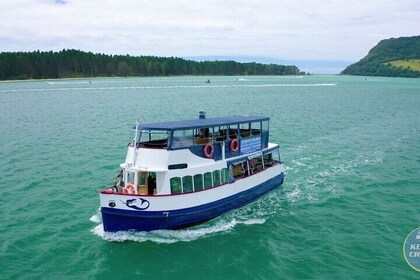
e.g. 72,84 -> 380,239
133,115 -> 269,131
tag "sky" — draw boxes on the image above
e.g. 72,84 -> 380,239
0,0 -> 419,73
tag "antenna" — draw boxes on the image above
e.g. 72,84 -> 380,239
132,118 -> 140,165
134,119 -> 139,144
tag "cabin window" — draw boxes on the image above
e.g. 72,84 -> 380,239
214,126 -> 228,142
251,122 -> 261,136
263,153 -> 273,167
139,130 -> 169,148
138,172 -> 147,185
194,174 -> 203,191
221,168 -> 228,184
182,176 -> 193,193
240,123 -> 251,138
194,128 -> 212,145
263,150 -> 280,167
249,156 -> 264,174
272,149 -> 281,164
213,170 -> 221,187
126,171 -> 135,185
231,161 -> 249,180
229,165 -> 234,181
228,124 -> 238,139
172,129 -> 194,148
168,163 -> 188,170
170,177 -> 182,194
137,172 -> 148,195
204,172 -> 212,188
262,120 -> 269,133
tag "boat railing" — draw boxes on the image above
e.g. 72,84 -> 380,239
194,136 -> 212,145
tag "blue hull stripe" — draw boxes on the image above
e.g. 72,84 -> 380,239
101,172 -> 285,232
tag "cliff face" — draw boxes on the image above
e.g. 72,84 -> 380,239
341,36 -> 420,78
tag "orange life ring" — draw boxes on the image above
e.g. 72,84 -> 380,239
203,143 -> 214,158
230,139 -> 240,153
123,184 -> 137,195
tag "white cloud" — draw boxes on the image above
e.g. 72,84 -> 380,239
0,0 -> 419,61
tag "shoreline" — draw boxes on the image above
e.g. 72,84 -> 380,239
0,74 -> 314,83
0,76 -> 123,83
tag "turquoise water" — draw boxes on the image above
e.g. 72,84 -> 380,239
0,76 -> 419,279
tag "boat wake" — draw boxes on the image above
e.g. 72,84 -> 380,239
46,81 -> 92,85
282,126 -> 419,204
90,217 -> 265,244
1,83 -> 337,93
89,193 -> 279,243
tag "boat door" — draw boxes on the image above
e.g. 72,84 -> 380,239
137,171 -> 147,195
137,171 -> 157,195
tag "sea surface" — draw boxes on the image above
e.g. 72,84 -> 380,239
0,75 -> 419,279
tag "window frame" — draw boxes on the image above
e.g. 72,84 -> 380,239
240,123 -> 251,138
182,175 -> 193,193
168,163 -> 188,170
172,129 -> 194,149
138,129 -> 169,148
228,124 -> 239,139
193,174 -> 204,191
170,177 -> 182,194
204,172 -> 213,189
262,120 -> 269,133
212,170 -> 221,187
251,121 -> 261,136
221,168 -> 228,184
194,127 -> 213,145
214,126 -> 228,142
126,171 -> 135,185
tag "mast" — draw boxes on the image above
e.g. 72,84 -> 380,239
133,119 -> 139,164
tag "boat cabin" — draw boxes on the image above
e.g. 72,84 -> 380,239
110,113 -> 281,196
132,113 -> 270,160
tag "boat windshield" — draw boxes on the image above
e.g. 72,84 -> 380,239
138,130 -> 169,148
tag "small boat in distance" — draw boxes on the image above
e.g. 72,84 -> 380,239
205,79 -> 211,83
99,112 -> 285,232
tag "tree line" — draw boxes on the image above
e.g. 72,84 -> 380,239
0,49 -> 303,80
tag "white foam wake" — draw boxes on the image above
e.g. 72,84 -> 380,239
91,217 -> 266,244
0,83 -> 337,93
46,81 -> 92,85
89,202 -> 271,243
89,209 -> 102,223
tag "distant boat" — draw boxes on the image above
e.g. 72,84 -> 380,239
205,79 -> 211,83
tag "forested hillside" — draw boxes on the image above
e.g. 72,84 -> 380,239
341,36 -> 420,77
0,49 -> 303,80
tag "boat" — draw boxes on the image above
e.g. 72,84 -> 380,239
99,112 -> 285,232
205,79 -> 211,83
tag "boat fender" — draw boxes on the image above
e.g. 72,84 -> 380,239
230,139 -> 240,153
123,184 -> 138,195
203,143 -> 214,158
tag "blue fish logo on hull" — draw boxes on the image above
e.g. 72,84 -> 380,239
121,198 -> 150,210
